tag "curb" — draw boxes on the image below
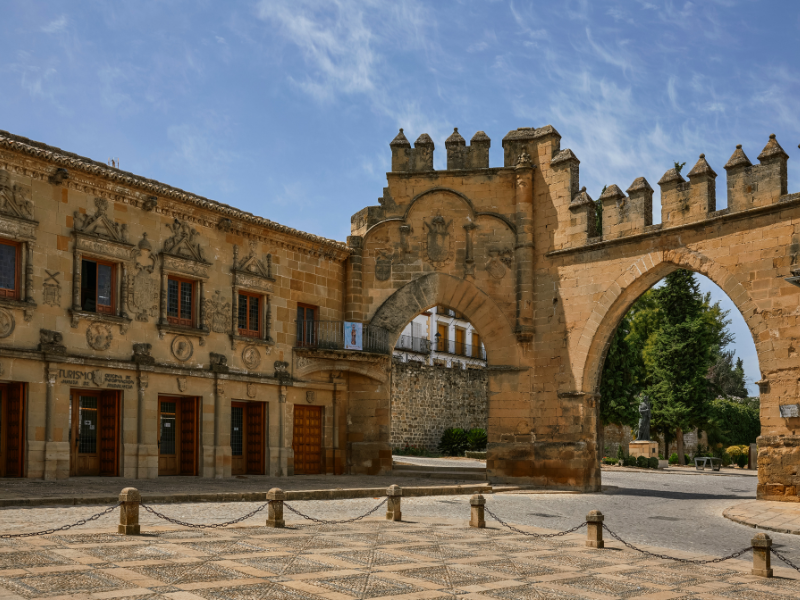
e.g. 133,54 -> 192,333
602,466 -> 757,477
0,484 -> 513,508
723,506 -> 800,536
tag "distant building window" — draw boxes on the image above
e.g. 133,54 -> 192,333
238,293 -> 261,337
167,277 -> 195,327
0,241 -> 19,299
81,259 -> 115,314
296,304 -> 317,346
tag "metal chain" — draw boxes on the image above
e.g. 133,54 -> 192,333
602,524 -> 753,564
283,497 -> 388,525
0,503 -> 121,538
484,506 -> 587,538
771,547 -> 800,573
140,501 -> 270,529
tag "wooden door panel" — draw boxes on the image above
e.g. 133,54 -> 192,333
3,384 -> 24,477
293,405 -> 322,475
158,399 -> 178,476
99,391 -> 118,476
231,403 -> 245,476
246,403 -> 265,475
180,397 -> 197,476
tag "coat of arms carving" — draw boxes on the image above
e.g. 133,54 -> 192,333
86,323 -> 113,351
73,197 -> 128,243
375,249 -> 393,281
485,247 -> 514,280
203,290 -> 231,334
0,170 -> 34,220
43,270 -> 61,307
128,233 -> 159,321
423,216 -> 453,268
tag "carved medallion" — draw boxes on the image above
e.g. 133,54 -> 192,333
177,377 -> 187,392
247,383 -> 257,398
43,270 -> 61,307
203,290 -> 231,334
306,391 -> 316,404
375,249 -> 392,281
242,345 -> 261,371
128,234 -> 159,322
0,309 -> 15,339
171,335 -> 194,362
423,216 -> 453,268
86,323 -> 113,351
0,170 -> 34,221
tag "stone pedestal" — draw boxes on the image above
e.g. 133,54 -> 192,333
628,440 -> 658,459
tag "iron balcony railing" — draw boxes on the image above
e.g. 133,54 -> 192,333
295,320 -> 390,355
395,334 -> 431,354
433,339 -> 487,360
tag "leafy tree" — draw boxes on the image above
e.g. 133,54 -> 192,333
599,310 -> 641,427
707,350 -> 748,398
705,397 -> 760,447
645,270 -> 718,464
674,161 -> 686,174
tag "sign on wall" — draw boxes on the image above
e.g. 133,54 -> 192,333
344,322 -> 363,351
59,368 -> 135,390
779,404 -> 800,418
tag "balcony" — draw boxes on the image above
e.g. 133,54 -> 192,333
433,339 -> 487,360
295,321 -> 390,355
395,334 -> 431,354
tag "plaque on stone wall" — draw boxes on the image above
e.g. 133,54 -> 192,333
779,404 -> 800,418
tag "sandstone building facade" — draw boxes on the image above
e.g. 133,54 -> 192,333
0,126 -> 798,501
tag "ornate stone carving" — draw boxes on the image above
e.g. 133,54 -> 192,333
177,377 -> 187,392
463,222 -> 478,276
0,170 -> 34,221
485,247 -> 513,280
306,391 -> 316,403
203,290 -> 231,334
73,197 -> 128,243
241,345 -> 261,371
142,196 -> 157,211
234,241 -> 273,278
162,218 -> 205,262
423,216 -> 453,268
48,168 -> 69,185
218,218 -> 233,232
375,249 -> 393,281
132,343 -> 155,365
274,360 -> 291,381
43,270 -> 61,307
0,308 -> 15,338
247,383 -> 257,398
171,335 -> 194,362
128,234 -> 159,322
209,352 -> 229,373
86,323 -> 113,351
38,329 -> 65,354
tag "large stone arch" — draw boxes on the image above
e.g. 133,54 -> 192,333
370,272 -> 520,366
577,247 -> 770,395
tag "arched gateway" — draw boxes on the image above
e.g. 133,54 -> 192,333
349,127 -> 800,498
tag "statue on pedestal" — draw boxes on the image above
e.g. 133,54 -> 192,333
636,395 -> 651,441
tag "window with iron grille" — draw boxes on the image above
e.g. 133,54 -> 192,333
160,402 -> 177,455
296,304 -> 317,346
231,406 -> 244,456
78,396 -> 98,454
0,241 -> 19,299
238,293 -> 261,337
167,277 -> 195,327
81,259 -> 115,314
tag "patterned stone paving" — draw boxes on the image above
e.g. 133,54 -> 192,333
0,517 -> 797,600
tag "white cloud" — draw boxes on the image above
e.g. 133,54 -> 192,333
584,28 -> 636,75
41,16 -> 68,34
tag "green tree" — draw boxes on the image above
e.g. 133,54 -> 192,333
707,350 -> 748,398
599,310 -> 641,428
645,270 -> 717,463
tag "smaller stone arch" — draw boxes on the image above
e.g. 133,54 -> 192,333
401,187 -> 517,233
576,247 -> 770,395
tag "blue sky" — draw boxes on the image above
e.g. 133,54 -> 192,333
3,1 -> 798,394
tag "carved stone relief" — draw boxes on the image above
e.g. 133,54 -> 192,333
177,377 -> 187,392
234,241 -> 273,278
73,197 -> 128,243
423,216 -> 453,268
162,218 -> 206,262
485,247 -> 514,280
375,249 -> 393,281
306,391 -> 316,403
0,309 -> 15,338
142,196 -> 158,211
43,270 -> 61,307
171,335 -> 194,362
39,329 -> 66,354
86,323 -> 113,351
203,290 -> 231,334
247,383 -> 257,398
274,360 -> 291,381
128,234 -> 159,321
0,170 -> 34,221
241,345 -> 261,371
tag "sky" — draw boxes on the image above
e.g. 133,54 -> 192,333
3,0 -> 798,394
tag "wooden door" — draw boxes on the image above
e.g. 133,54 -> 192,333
158,399 -> 179,476
231,402 -> 245,475
0,383 -> 25,478
71,393 -> 100,476
180,397 -> 198,475
245,403 -> 265,475
99,391 -> 119,476
293,405 -> 322,475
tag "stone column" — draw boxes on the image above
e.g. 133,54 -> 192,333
470,494 -> 485,528
72,248 -> 82,311
751,533 -> 773,577
213,376 -> 229,478
345,236 -> 363,322
120,263 -> 129,319
159,270 -> 168,324
586,510 -> 604,548
514,156 -> 535,342
276,385 -> 291,476
463,222 -> 478,277
25,242 -> 34,303
231,285 -> 239,334
43,363 -> 59,481
264,295 -> 272,341
199,280 -> 207,330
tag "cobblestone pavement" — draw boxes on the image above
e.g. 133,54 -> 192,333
0,515 -> 797,600
725,500 -> 800,535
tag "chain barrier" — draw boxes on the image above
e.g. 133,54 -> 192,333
283,497 -> 388,525
771,547 -> 800,573
140,501 -> 270,529
602,524 -> 752,564
484,506 -> 587,538
0,502 -> 121,539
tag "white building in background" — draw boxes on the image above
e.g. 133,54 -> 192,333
393,306 -> 487,368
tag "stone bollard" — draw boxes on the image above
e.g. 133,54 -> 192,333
386,485 -> 402,521
118,487 -> 141,535
470,494 -> 485,528
266,488 -> 285,528
586,510 -> 604,548
751,533 -> 773,577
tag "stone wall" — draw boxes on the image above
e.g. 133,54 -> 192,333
390,359 -> 488,451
